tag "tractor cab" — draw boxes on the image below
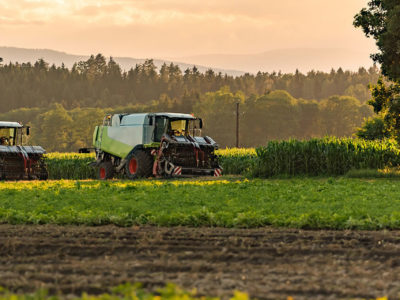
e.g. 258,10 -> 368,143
0,122 -> 29,146
153,113 -> 203,142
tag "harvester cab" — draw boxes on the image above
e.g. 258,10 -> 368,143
0,122 -> 48,180
92,113 -> 222,179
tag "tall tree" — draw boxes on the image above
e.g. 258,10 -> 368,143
354,0 -> 400,139
354,0 -> 400,81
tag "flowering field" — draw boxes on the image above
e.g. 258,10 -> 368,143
1,177 -> 400,229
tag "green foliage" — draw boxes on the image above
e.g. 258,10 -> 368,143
344,83 -> 372,103
345,167 -> 400,178
0,89 -> 373,150
43,149 -> 254,179
354,0 -> 400,82
44,137 -> 400,180
0,56 -> 379,114
356,115 -> 389,140
45,153 -> 96,180
2,178 -> 400,230
252,137 -> 400,177
354,1 -> 400,141
216,148 -> 256,175
319,96 -> 369,137
194,87 -> 245,146
367,79 -> 400,140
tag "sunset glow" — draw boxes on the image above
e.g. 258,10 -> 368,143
0,0 -> 376,59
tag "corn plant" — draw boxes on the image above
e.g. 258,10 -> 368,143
45,152 -> 96,179
252,137 -> 400,177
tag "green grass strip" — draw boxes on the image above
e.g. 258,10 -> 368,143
1,178 -> 400,229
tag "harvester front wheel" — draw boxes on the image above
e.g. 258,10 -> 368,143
125,150 -> 152,179
39,170 -> 48,180
98,161 -> 115,180
39,160 -> 48,180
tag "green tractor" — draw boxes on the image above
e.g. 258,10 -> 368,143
91,113 -> 222,179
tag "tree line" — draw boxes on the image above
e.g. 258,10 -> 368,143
0,88 -> 372,151
0,55 -> 379,113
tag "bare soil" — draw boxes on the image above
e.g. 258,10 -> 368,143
1,225 -> 400,299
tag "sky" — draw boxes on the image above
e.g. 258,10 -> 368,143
0,0 -> 377,59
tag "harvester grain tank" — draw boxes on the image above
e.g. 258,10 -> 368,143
91,112 -> 222,179
0,122 -> 48,180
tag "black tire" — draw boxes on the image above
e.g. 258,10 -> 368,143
125,150 -> 153,179
98,161 -> 115,180
39,170 -> 48,180
39,160 -> 48,180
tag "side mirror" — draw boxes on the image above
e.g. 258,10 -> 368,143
149,116 -> 153,126
26,126 -> 30,136
199,118 -> 203,129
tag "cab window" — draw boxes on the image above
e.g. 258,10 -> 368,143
169,120 -> 187,136
0,128 -> 15,146
188,119 -> 202,137
154,117 -> 167,142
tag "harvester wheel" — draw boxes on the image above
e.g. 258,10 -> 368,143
39,160 -> 48,180
125,150 -> 152,179
98,161 -> 115,180
39,170 -> 48,180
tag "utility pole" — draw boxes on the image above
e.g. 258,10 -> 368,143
236,102 -> 239,148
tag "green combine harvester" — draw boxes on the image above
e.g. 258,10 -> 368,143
90,113 -> 222,179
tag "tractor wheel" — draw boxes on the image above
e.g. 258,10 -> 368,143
125,150 -> 153,179
98,161 -> 115,180
39,169 -> 48,180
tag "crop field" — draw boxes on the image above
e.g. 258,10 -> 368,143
1,177 -> 400,299
1,177 -> 400,229
5,139 -> 400,299
44,138 -> 400,180
44,148 -> 257,180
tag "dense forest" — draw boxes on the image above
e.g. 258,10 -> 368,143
0,54 -> 377,151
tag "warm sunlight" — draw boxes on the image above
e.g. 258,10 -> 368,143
0,0 -> 376,63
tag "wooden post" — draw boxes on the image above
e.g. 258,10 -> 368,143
236,102 -> 239,148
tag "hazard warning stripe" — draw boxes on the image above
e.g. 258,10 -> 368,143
214,168 -> 222,177
173,166 -> 182,176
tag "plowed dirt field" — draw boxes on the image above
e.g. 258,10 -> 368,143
1,225 -> 400,299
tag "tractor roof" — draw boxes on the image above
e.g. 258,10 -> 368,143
154,112 -> 196,119
0,121 -> 22,128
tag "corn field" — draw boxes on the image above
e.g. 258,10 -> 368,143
216,148 -> 256,174
252,137 -> 400,177
43,138 -> 400,179
45,152 -> 96,180
44,149 -> 256,179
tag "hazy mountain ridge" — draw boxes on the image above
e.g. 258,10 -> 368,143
176,48 -> 376,73
0,47 -> 246,76
0,46 -> 376,76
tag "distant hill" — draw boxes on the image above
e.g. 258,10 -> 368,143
175,48 -> 375,74
0,46 -> 376,75
0,46 -> 245,76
